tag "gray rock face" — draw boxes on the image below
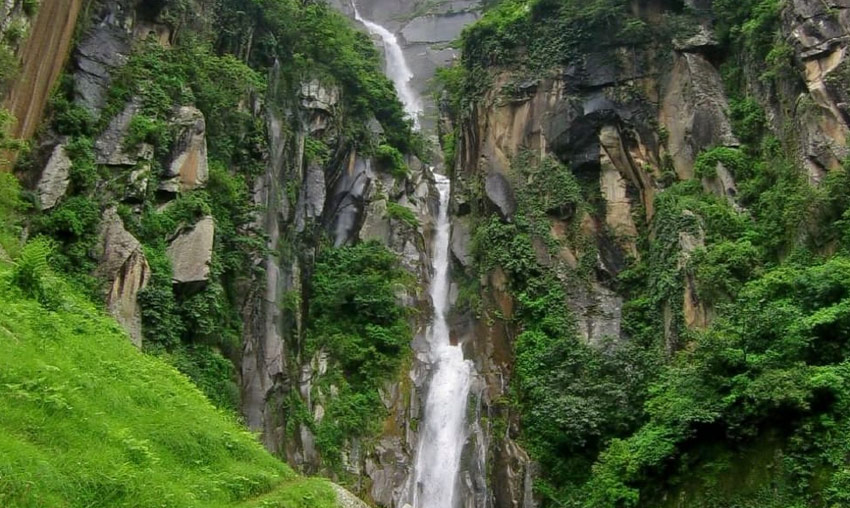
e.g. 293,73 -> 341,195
300,80 -> 340,113
400,12 -> 478,44
167,216 -> 215,285
95,208 -> 150,346
328,152 -> 373,246
36,143 -> 72,210
73,19 -> 130,113
450,216 -> 473,267
161,106 -> 209,192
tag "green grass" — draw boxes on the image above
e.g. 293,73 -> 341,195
0,260 -> 339,508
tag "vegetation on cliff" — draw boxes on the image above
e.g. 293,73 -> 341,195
445,0 -> 850,505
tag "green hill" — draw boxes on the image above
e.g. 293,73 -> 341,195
0,252 -> 339,508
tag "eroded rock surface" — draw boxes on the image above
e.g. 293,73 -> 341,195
94,208 -> 150,346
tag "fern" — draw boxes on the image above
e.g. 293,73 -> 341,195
12,237 -> 54,304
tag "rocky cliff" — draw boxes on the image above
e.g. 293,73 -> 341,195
6,0 -> 850,506
442,0 -> 850,505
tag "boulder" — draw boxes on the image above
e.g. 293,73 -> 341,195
167,216 -> 215,286
37,143 -> 72,210
330,484 -> 370,508
94,208 -> 150,347
161,106 -> 209,192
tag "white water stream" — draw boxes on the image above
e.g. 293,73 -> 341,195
352,4 -> 423,128
410,174 -> 473,508
351,6 -> 473,506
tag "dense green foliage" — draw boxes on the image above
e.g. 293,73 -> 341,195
470,153 -> 657,498
448,0 -> 850,503
301,242 -> 412,470
0,253 -> 341,507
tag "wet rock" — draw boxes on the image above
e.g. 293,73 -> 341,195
400,12 -> 479,44
36,142 -> 71,210
161,106 -> 208,192
328,152 -> 373,246
599,128 -> 639,255
94,208 -> 150,346
166,216 -> 215,286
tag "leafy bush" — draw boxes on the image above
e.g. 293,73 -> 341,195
0,171 -> 26,256
65,136 -> 98,193
138,244 -> 184,349
11,237 -> 54,305
385,201 -> 420,228
375,143 -> 408,178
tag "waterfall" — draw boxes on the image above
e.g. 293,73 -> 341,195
411,174 -> 474,508
349,6 -> 473,505
352,4 -> 423,128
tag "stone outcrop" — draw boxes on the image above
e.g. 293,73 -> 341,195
94,207 -> 150,346
241,71 -> 436,504
166,216 -> 215,286
36,142 -> 72,210
94,98 -> 154,166
160,106 -> 209,193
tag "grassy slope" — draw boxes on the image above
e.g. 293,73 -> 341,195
0,261 -> 337,508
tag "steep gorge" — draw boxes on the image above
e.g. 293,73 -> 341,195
4,0 -> 850,507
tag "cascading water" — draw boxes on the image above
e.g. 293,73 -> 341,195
352,3 -> 423,128
350,6 -> 474,505
410,174 -> 474,508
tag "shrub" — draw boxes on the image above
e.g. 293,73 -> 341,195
375,143 -> 408,178
12,237 -> 55,306
386,201 -> 420,228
